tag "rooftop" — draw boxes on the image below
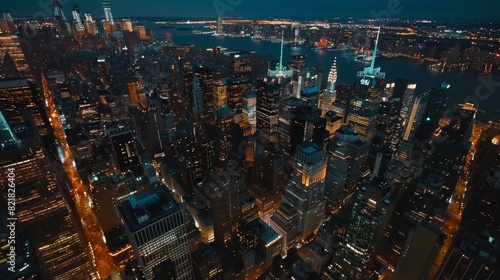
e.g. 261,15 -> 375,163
0,78 -> 29,89
118,186 -> 179,232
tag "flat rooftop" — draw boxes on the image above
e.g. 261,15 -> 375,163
118,186 -> 179,233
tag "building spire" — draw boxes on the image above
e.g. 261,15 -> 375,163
369,26 -> 381,72
0,110 -> 21,151
279,30 -> 284,72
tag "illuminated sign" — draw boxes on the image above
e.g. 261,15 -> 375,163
360,78 -> 370,86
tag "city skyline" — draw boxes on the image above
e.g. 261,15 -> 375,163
1,1 -> 500,280
1,0 -> 500,20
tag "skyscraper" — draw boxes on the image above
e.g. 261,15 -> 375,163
282,143 -> 327,241
324,125 -> 369,204
0,118 -> 92,279
71,5 -> 85,32
328,180 -> 392,280
118,187 -> 194,280
346,27 -> 385,143
102,0 -> 114,26
257,79 -> 282,144
0,79 -> 49,135
0,35 -> 33,81
107,121 -> 142,176
319,57 -> 337,115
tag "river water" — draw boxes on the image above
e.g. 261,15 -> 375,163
149,23 -> 500,122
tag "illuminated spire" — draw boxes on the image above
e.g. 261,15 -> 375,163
279,30 -> 284,72
0,110 -> 21,151
369,26 -> 381,73
328,57 -> 337,84
327,57 -> 337,94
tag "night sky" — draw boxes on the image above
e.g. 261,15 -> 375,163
1,0 -> 499,20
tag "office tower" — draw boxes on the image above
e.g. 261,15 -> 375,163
194,66 -> 214,117
0,79 -> 49,135
257,79 -> 282,144
118,187 -> 194,280
331,84 -> 352,121
228,51 -> 252,79
122,19 -> 133,32
402,91 -> 429,142
84,13 -> 98,35
243,91 -> 257,131
270,202 -> 301,256
0,120 -> 92,279
346,27 -> 385,142
71,5 -> 85,32
127,80 -> 140,106
328,180 -> 392,280
324,125 -> 369,204
52,0 -> 69,35
441,102 -> 477,145
252,144 -> 285,222
407,174 -> 445,224
192,75 -> 204,117
282,143 -> 327,240
367,98 -> 401,178
346,94 -> 380,143
290,107 -> 327,149
102,0 -> 114,26
324,111 -> 342,144
0,35 -> 33,81
107,121 -> 142,176
109,171 -> 138,203
255,219 -> 284,268
289,54 -> 307,97
192,244 -> 223,280
320,57 -> 337,115
216,107 -> 234,162
415,83 -> 450,142
204,161 -> 242,247
97,57 -> 111,89
425,103 -> 476,201
213,79 -> 228,110
227,77 -> 251,124
279,97 -> 306,165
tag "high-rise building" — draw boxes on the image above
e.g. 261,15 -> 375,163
127,80 -> 140,106
243,91 -> 257,131
415,83 -> 450,142
257,79 -> 282,144
0,120 -> 92,279
102,0 -> 114,26
118,187 -> 194,280
346,27 -> 385,143
107,121 -> 142,176
0,35 -> 33,81
282,143 -> 327,241
227,51 -> 252,79
71,5 -> 85,32
194,66 -> 214,117
324,125 -> 369,204
328,180 -> 392,280
402,91 -> 429,142
227,77 -> 251,124
192,244 -> 223,280
0,79 -> 49,135
216,107 -> 234,162
97,57 -> 111,89
319,57 -> 337,115
204,161 -> 242,247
